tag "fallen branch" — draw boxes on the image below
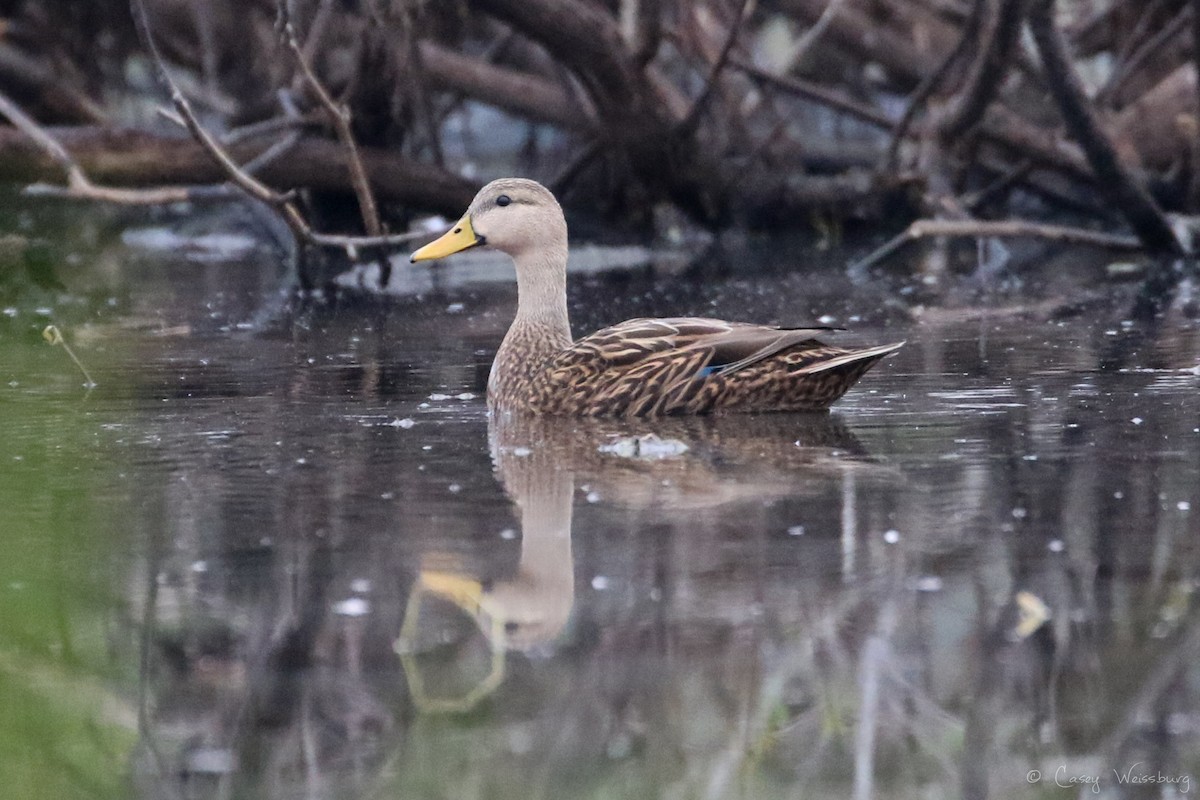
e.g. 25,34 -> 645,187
849,217 -> 1144,271
472,0 -> 647,116
418,42 -> 593,131
0,86 -> 214,205
0,125 -> 475,212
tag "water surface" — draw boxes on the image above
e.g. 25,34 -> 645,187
2,202 -> 1199,799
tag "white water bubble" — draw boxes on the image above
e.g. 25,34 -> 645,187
333,597 -> 370,617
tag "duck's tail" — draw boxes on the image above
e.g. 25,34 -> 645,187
791,340 -> 906,376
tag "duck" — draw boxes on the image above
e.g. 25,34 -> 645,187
410,178 -> 903,416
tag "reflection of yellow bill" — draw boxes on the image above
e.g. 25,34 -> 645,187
418,570 -> 484,611
410,215 -> 483,261
1014,590 -> 1051,639
394,569 -> 506,714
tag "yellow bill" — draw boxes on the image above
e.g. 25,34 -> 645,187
410,214 -> 483,262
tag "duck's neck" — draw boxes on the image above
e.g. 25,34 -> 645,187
491,245 -> 572,396
512,244 -> 571,342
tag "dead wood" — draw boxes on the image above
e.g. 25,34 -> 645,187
1,0 -> 1199,273
1028,0 -> 1182,254
0,125 -> 478,215
471,0 -> 653,119
851,218 -> 1144,272
0,87 -> 211,206
418,43 -> 593,131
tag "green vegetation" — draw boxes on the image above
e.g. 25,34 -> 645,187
0,335 -> 138,800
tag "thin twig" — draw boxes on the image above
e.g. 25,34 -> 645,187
849,217 -> 1145,271
240,130 -> 303,177
1107,0 -> 1172,84
408,30 -> 447,168
0,88 -> 81,180
962,157 -> 1034,211
677,0 -> 751,137
221,113 -> 316,146
301,0 -> 337,64
278,2 -> 383,237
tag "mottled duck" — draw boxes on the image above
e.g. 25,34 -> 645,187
411,179 -> 903,416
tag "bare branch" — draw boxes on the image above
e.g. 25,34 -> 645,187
938,0 -> 1027,140
419,42 -> 594,131
1097,4 -> 1191,107
1190,0 -> 1200,208
0,88 -> 84,181
0,86 -> 224,205
129,0 -> 453,254
730,57 -> 896,130
278,4 -> 383,237
0,42 -> 107,124
1028,0 -> 1183,254
787,0 -> 851,70
850,217 -> 1145,271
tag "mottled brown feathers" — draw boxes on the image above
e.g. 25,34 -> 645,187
494,316 -> 904,416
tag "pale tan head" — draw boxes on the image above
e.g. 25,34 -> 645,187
410,178 -> 567,263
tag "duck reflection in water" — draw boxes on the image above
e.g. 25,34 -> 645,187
396,409 -> 880,713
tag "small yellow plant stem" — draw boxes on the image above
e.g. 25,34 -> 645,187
42,325 -> 96,387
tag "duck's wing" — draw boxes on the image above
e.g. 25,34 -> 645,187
557,317 -> 836,374
534,317 -> 837,414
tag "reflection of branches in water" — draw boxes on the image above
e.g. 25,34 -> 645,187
122,319 -> 1200,798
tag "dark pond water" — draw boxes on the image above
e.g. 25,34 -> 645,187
2,199 -> 1200,800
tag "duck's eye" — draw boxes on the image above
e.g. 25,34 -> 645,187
496,194 -> 512,207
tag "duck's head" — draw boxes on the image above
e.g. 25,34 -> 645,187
410,178 -> 566,263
